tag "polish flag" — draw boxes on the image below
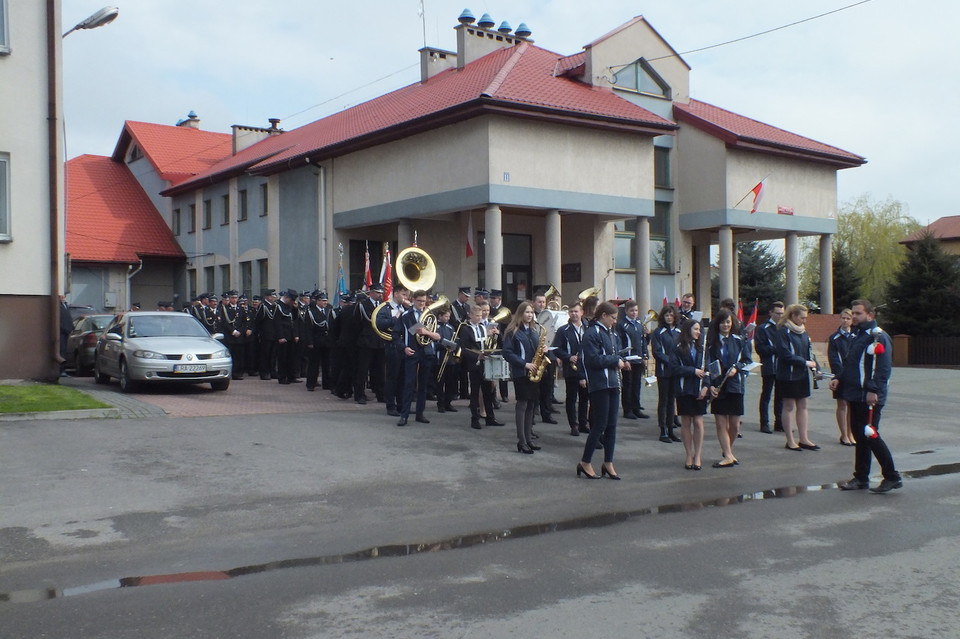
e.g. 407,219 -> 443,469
466,215 -> 475,258
737,300 -> 744,323
662,286 -> 669,308
747,299 -> 758,326
749,179 -> 766,214
674,296 -> 681,308
380,246 -> 393,299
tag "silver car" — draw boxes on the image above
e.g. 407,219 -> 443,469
94,312 -> 232,392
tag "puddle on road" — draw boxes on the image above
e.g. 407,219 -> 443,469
4,458 -> 958,604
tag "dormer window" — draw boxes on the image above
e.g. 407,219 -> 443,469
127,145 -> 143,163
613,58 -> 671,100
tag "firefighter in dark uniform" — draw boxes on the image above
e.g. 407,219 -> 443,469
331,293 -> 357,399
256,289 -> 280,380
244,295 -> 260,377
217,290 -> 249,380
274,289 -> 299,384
304,290 -> 332,391
354,283 -> 385,404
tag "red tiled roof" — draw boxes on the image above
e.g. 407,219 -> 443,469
674,99 -> 866,168
112,121 -> 233,186
165,42 -> 676,194
555,52 -> 585,77
901,215 -> 960,244
67,155 -> 185,263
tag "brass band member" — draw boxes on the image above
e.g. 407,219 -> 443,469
828,309 -> 855,446
673,318 -> 708,470
502,301 -> 542,454
706,309 -> 752,468
775,304 -> 820,452
552,301 -> 589,437
396,290 -> 441,426
459,305 -> 503,429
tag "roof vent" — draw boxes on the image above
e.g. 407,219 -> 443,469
497,21 -> 512,34
457,8 -> 475,24
175,110 -> 201,129
515,23 -> 531,38
477,13 -> 494,28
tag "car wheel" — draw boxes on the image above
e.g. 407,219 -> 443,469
118,359 -> 136,393
73,351 -> 88,376
211,378 -> 230,391
94,357 -> 109,384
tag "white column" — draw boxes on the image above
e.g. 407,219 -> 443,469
397,220 -> 412,250
696,243 -> 711,312
785,232 -> 799,305
545,210 -> 561,287
635,217 -> 650,308
819,234 -> 834,314
485,204 -> 503,291
718,225 -> 734,302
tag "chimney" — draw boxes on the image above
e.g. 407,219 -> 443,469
454,10 -> 532,70
232,119 -> 284,154
419,46 -> 457,82
176,110 -> 201,129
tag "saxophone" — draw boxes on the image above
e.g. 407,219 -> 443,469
528,325 -> 548,382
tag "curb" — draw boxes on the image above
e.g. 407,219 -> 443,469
0,407 -> 121,422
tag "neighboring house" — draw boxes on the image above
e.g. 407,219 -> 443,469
0,0 -> 64,380
66,155 -> 185,312
106,13 -> 867,313
900,215 -> 960,255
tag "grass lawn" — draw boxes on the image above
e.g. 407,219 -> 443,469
0,384 -> 111,413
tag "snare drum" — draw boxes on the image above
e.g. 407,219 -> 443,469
482,354 -> 511,380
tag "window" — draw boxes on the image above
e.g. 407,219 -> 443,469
654,147 -> 671,188
219,265 -> 231,292
238,189 -> 248,221
220,194 -> 230,226
204,267 -> 215,293
613,58 -> 671,99
202,199 -> 212,230
0,1 -> 9,55
187,269 -> 197,300
613,203 -> 671,278
172,208 -> 181,236
0,152 -> 9,240
259,183 -> 268,216
240,261 -> 252,296
257,259 -> 268,294
188,204 -> 196,233
127,145 -> 143,163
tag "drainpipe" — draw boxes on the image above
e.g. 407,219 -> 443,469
47,0 -> 61,377
126,258 -> 143,310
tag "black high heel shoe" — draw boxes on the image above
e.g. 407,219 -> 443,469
517,442 -> 534,454
601,465 -> 621,480
577,463 -> 599,479
528,442 -> 541,450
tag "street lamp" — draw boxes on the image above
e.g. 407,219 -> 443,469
63,6 -> 119,38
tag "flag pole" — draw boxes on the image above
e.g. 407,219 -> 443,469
733,173 -> 771,209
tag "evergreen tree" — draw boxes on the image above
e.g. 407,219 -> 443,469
738,241 -> 785,312
804,241 -> 863,311
884,233 -> 960,336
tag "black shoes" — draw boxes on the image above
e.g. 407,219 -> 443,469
415,415 -> 430,424
471,421 -> 482,430
528,442 -> 542,450
760,425 -> 773,434
577,463 -> 599,479
601,466 -> 621,480
541,416 -> 558,424
517,442 -> 534,454
659,433 -> 672,443
798,442 -> 821,451
839,478 -> 868,490
785,444 -> 803,451
387,409 -> 400,417
570,426 -> 580,436
623,412 -> 638,420
486,419 -> 505,426
355,397 -> 367,405
444,405 -> 458,412
635,411 -> 650,419
397,418 -> 408,426
870,478 -> 903,493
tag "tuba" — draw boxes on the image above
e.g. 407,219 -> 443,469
543,283 -> 562,311
642,309 -> 659,331
417,295 -> 449,345
370,302 -> 394,341
396,247 -> 436,292
578,286 -> 601,302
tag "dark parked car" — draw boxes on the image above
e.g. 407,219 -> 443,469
65,314 -> 114,374
68,304 -> 100,320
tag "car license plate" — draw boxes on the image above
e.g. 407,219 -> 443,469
173,364 -> 206,373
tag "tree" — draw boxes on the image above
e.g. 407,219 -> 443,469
801,240 -> 864,311
738,241 -> 785,313
833,195 -> 920,305
884,233 -> 960,336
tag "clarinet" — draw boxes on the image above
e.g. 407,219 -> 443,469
698,332 -> 708,396
808,339 -> 820,390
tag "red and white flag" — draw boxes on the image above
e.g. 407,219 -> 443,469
747,299 -> 758,326
662,286 -> 669,308
749,179 -> 766,214
674,296 -> 681,308
382,247 -> 393,299
737,300 -> 744,323
466,215 -> 475,258
363,242 -> 372,291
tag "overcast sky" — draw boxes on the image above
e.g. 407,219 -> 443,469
62,0 -> 957,225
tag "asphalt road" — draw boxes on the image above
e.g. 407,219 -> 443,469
1,367 -> 958,638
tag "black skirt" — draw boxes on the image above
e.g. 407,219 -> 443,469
777,377 -> 810,399
512,376 -> 539,402
677,395 -> 708,416
710,393 -> 744,415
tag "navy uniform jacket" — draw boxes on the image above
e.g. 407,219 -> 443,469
827,328 -> 854,376
617,317 -> 647,360
502,325 -> 540,379
581,323 -> 622,393
273,300 -> 296,342
398,307 -> 436,357
754,319 -> 779,378
552,321 -> 586,379
707,333 -> 752,395
255,302 -> 280,341
217,304 -> 248,344
774,327 -> 811,382
303,304 -> 331,348
651,325 -> 679,378
837,320 -> 892,405
457,321 -> 488,371
672,340 -> 707,397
